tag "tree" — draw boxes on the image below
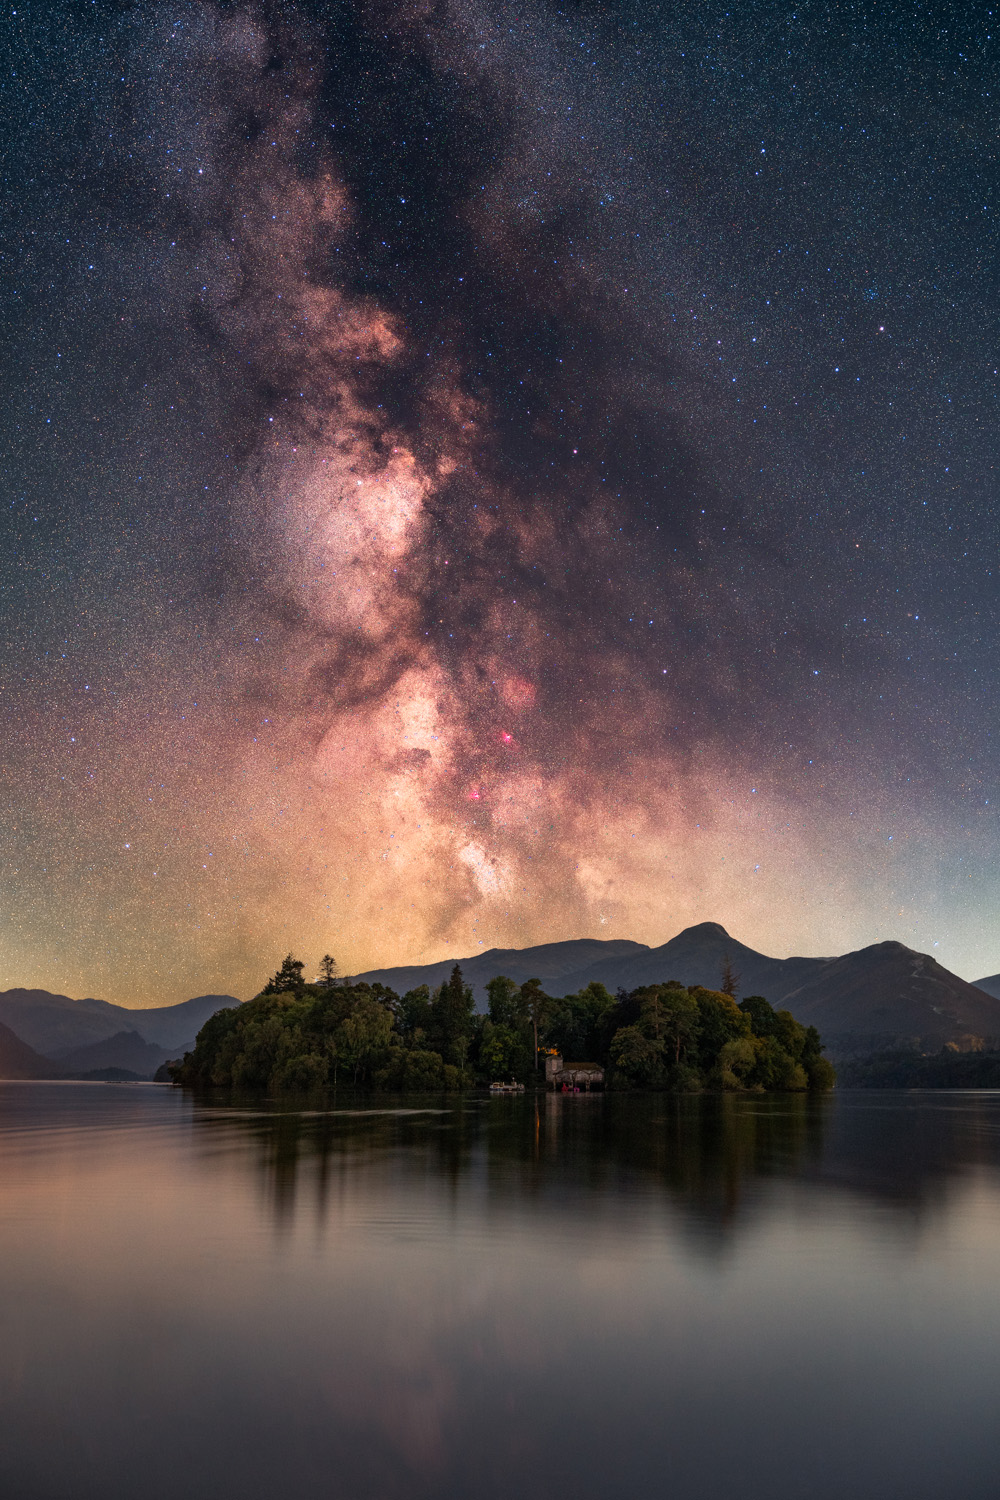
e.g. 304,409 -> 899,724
546,983 -> 617,1062
335,997 -> 394,1085
386,1048 -> 446,1091
806,1055 -> 836,1091
774,1008 -> 807,1061
751,1035 -> 793,1089
479,1023 -> 524,1081
720,952 -> 741,999
271,1051 -> 330,1092
398,985 -> 433,1043
318,954 -> 338,987
610,1026 -> 664,1086
519,978 -> 551,1074
716,1036 -> 757,1090
648,986 -> 700,1063
261,955 -> 306,996
739,994 -> 779,1037
430,965 -> 475,1068
486,975 -> 526,1031
801,1023 -> 835,1090
691,987 -> 751,1070
800,1024 -> 824,1063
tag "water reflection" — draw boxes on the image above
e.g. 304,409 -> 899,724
3,1085 -> 1000,1500
188,1090 -> 1000,1244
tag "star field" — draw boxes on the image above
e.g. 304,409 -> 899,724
1,0 -> 997,1003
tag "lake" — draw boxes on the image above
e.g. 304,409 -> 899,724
1,1083 -> 999,1498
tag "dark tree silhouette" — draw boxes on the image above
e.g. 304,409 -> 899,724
430,965 -> 475,1067
261,955 -> 306,996
720,953 -> 741,999
519,978 -> 551,1073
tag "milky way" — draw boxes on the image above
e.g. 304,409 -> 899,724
2,0 -> 998,1002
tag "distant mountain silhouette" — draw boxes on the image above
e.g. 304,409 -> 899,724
778,943 -> 1000,1051
0,989 -> 129,1055
0,1018 -> 61,1079
557,922 -> 824,998
8,932 -> 999,1061
54,1030 -> 187,1079
122,997 -> 238,1050
356,923 -> 1000,1053
356,924 -> 813,1005
353,939 -> 647,1001
0,990 -> 240,1058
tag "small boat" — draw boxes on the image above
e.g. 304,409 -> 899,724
488,1081 -> 526,1093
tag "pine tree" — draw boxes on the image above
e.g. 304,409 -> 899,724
430,964 -> 475,1067
261,955 -> 306,996
719,952 -> 741,999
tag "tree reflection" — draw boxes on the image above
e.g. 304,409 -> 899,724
187,1092 -> 832,1239
187,1090 -> 1000,1244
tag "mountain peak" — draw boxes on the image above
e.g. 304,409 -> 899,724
851,939 -> 921,959
674,922 -> 732,940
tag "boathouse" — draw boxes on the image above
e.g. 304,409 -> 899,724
544,1052 -> 605,1091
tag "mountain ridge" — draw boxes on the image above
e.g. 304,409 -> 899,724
0,1018 -> 62,1080
351,938 -> 648,1001
0,991 -> 240,1059
53,1030 -> 191,1078
5,929 -> 998,1061
354,924 -> 999,1054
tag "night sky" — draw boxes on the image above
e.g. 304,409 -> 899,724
2,0 -> 997,1005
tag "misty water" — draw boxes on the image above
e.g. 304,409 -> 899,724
2,1085 -> 1000,1499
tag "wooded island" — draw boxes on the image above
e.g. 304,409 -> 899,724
173,956 -> 835,1094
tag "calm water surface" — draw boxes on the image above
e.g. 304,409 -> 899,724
2,1083 -> 1000,1499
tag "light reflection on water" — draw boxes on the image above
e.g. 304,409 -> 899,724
1,1083 -> 1000,1499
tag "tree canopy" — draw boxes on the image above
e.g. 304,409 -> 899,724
173,963 -> 835,1095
